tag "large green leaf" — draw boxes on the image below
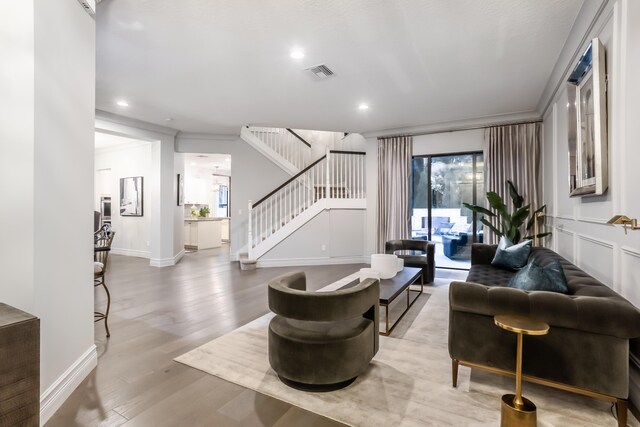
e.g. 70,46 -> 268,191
486,192 -> 508,217
511,205 -> 531,228
507,180 -> 524,209
524,231 -> 552,240
506,226 -> 520,243
462,202 -> 495,217
526,204 -> 547,231
480,218 -> 502,237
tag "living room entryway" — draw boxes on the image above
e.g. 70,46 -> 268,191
411,152 -> 484,270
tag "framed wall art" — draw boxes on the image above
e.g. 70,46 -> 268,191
120,176 -> 144,216
566,37 -> 608,197
177,173 -> 184,206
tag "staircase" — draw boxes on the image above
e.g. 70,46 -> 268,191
240,126 -> 313,175
247,149 -> 366,261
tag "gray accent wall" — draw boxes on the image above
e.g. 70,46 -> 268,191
261,209 -> 366,262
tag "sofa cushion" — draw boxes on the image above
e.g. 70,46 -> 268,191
466,264 -> 514,287
508,260 -> 569,294
491,237 -> 532,271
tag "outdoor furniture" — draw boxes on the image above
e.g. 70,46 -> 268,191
268,271 -> 379,389
94,224 -> 115,337
385,239 -> 436,283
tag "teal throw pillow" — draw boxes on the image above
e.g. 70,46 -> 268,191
508,260 -> 569,294
491,237 -> 532,271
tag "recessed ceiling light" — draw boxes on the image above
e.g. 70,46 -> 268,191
358,103 -> 369,111
290,50 -> 304,59
116,100 -> 129,107
165,117 -> 174,121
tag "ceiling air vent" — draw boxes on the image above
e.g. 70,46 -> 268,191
304,64 -> 335,80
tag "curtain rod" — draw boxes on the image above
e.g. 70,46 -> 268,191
377,119 -> 543,140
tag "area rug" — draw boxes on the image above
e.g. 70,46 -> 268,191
175,271 -> 634,427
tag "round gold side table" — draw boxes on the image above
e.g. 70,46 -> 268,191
494,314 -> 549,427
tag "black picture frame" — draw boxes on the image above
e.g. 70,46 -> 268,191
177,173 -> 184,206
120,176 -> 144,216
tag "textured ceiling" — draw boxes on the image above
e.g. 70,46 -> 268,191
96,0 -> 583,135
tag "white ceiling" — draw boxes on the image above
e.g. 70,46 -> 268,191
96,0 -> 584,135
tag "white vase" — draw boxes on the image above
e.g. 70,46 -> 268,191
359,268 -> 381,283
371,254 -> 398,279
396,257 -> 404,272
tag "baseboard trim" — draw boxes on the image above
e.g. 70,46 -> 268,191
257,256 -> 368,268
150,249 -> 185,267
110,247 -> 151,259
40,345 -> 97,425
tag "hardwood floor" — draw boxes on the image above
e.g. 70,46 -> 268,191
46,246 -> 356,427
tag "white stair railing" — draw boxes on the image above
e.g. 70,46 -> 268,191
248,127 -> 312,171
247,150 -> 366,258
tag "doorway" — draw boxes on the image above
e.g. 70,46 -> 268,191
411,152 -> 484,270
183,153 -> 231,252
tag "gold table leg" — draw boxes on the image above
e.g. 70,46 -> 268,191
501,331 -> 537,427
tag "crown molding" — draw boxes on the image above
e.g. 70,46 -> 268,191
361,110 -> 541,139
537,0 -> 611,116
95,110 -> 179,137
176,131 -> 239,142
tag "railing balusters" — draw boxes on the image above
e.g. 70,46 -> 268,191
248,151 -> 365,257
248,126 -> 312,171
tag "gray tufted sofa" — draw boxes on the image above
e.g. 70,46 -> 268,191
448,244 -> 640,426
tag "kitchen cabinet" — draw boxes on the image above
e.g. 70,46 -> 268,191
184,219 -> 222,249
220,218 -> 230,242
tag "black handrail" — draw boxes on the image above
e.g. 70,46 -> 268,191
286,128 -> 312,148
253,155 -> 326,207
330,150 -> 366,155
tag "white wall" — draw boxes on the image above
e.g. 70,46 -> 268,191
260,209 -> 366,263
95,112 -> 182,267
95,141 -> 152,258
540,0 -> 640,411
0,0 -> 36,312
174,152 -> 185,256
542,0 -> 639,305
1,0 -> 96,423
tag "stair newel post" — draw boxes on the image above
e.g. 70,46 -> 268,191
247,200 -> 253,259
325,147 -> 331,199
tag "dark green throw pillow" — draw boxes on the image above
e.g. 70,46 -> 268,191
508,260 -> 569,294
491,237 -> 532,271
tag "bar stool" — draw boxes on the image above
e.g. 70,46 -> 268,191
94,224 -> 115,337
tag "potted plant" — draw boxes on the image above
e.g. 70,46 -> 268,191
463,180 -> 550,244
199,206 -> 210,218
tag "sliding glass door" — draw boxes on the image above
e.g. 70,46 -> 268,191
411,152 -> 484,269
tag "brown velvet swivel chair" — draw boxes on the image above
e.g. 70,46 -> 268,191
268,271 -> 379,390
385,239 -> 436,284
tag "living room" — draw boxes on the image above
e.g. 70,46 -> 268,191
2,0 -> 640,426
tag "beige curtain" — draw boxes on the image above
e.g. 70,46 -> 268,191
484,123 -> 542,244
377,136 -> 412,252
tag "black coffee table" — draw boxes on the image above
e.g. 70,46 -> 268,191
342,267 -> 423,336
